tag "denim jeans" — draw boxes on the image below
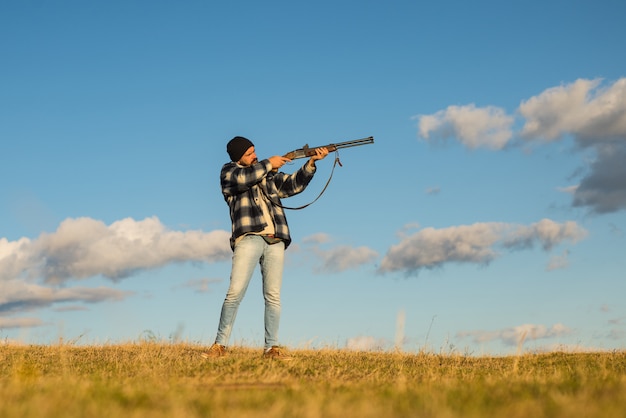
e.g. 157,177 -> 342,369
215,235 -> 285,349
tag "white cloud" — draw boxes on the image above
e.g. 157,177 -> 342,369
519,78 -> 626,144
416,104 -> 515,149
0,216 -> 233,328
177,278 -> 222,294
0,280 -> 130,315
572,143 -> 626,213
457,323 -> 572,347
518,79 -> 626,214
415,78 -> 626,214
0,317 -> 44,329
53,305 -> 89,312
313,245 -> 379,274
425,186 -> 441,195
0,216 -> 231,283
546,250 -> 570,271
0,237 -> 35,282
301,233 -> 332,245
378,219 -> 586,275
500,219 -> 587,251
345,335 -> 387,351
298,234 -> 379,273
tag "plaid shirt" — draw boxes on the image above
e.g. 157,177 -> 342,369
221,159 -> 316,250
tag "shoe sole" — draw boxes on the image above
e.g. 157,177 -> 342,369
200,352 -> 225,359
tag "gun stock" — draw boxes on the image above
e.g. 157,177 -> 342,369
283,136 -> 374,160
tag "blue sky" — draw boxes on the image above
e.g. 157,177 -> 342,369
1,0 -> 625,355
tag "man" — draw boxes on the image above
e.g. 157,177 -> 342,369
203,136 -> 329,360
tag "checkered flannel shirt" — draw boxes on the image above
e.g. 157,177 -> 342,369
220,159 -> 316,250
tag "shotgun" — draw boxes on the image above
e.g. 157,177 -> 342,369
283,136 -> 374,161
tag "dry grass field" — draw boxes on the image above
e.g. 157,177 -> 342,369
1,342 -> 625,417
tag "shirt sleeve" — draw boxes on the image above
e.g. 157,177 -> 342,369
271,161 -> 316,198
221,160 -> 273,197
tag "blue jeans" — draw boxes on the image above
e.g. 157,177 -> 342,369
215,235 -> 285,349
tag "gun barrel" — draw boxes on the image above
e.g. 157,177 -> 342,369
285,136 -> 374,159
328,136 -> 374,151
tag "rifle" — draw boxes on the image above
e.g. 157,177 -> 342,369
283,136 -> 374,165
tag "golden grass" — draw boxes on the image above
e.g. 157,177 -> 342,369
1,343 -> 625,417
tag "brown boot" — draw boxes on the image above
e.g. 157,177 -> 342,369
201,343 -> 226,359
263,346 -> 293,361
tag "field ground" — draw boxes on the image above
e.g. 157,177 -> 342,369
1,343 -> 625,417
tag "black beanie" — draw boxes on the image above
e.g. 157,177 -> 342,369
227,136 -> 254,162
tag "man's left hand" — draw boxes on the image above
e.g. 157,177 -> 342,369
308,147 -> 329,168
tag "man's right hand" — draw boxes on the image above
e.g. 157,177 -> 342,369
268,155 -> 291,170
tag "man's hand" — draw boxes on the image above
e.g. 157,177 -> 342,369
307,147 -> 329,169
269,155 -> 291,170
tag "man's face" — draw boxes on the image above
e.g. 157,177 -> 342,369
238,146 -> 257,166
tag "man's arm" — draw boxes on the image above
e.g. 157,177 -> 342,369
220,160 -> 272,196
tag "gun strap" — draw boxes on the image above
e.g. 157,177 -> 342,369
261,151 -> 341,210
